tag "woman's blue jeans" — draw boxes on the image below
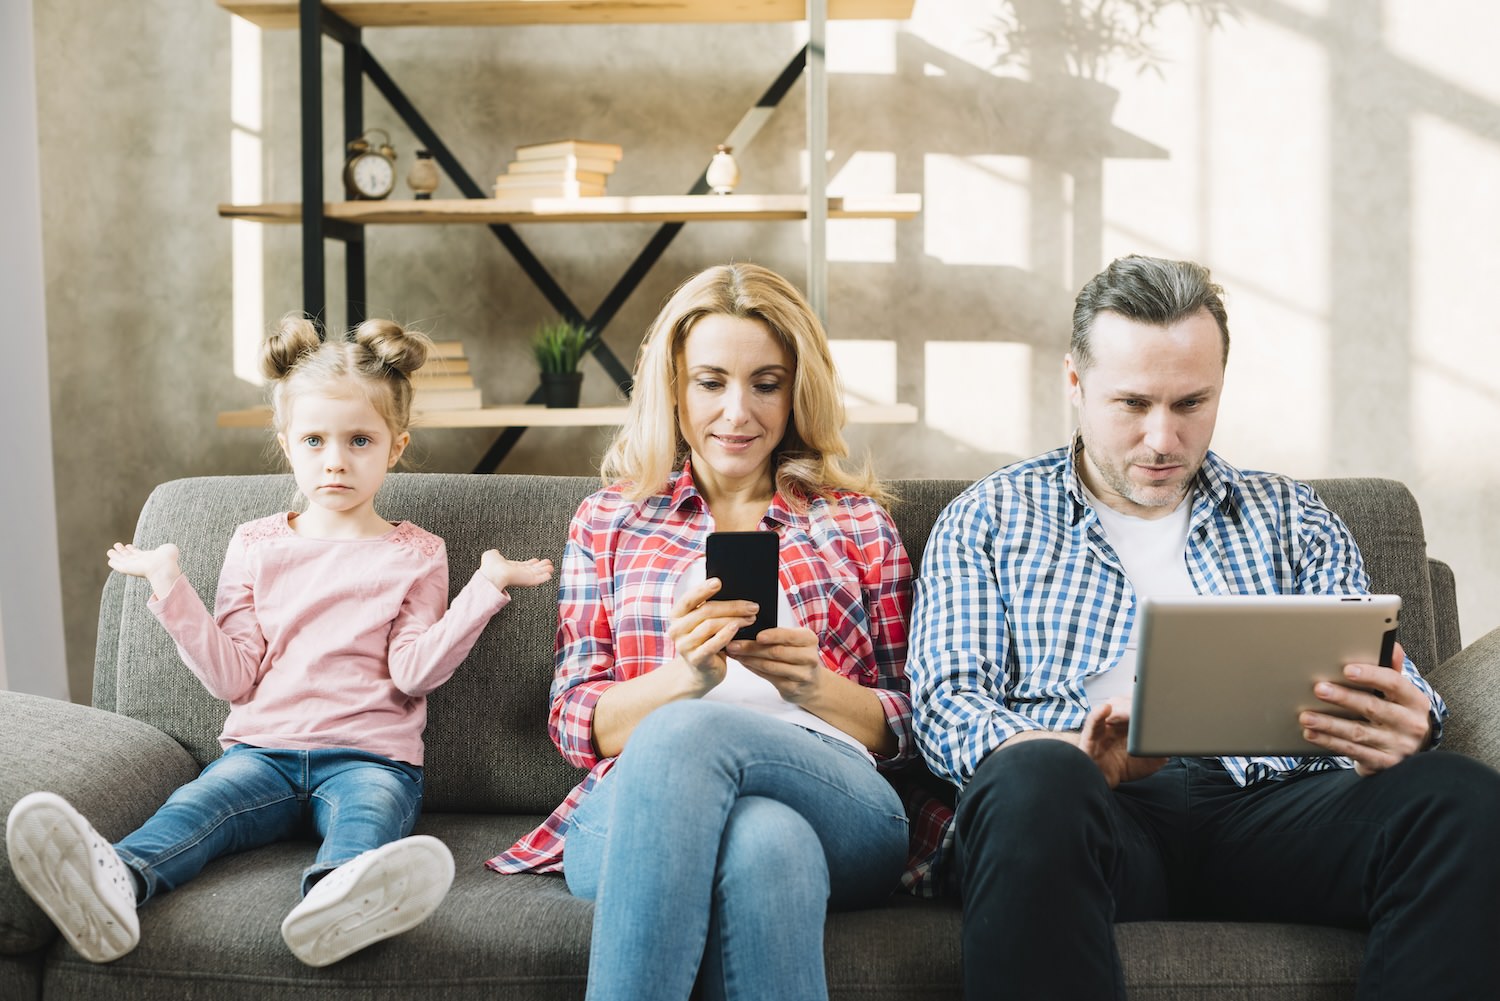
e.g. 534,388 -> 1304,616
563,701 -> 909,1001
113,744 -> 423,902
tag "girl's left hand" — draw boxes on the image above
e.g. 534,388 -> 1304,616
479,551 -> 554,593
728,627 -> 825,705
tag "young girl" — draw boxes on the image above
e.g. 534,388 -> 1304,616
5,315 -> 551,968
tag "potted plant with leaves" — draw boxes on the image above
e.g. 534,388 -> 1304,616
531,317 -> 592,408
983,0 -> 1233,126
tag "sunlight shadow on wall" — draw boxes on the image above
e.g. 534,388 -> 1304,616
925,341 -> 1033,456
924,153 -> 1033,267
826,18 -> 898,75
1383,2 -> 1500,106
1410,111 -> 1500,476
829,339 -> 898,406
827,151 -> 896,263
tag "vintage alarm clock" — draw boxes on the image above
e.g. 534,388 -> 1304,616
343,128 -> 397,200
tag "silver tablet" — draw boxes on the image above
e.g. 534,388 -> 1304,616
1126,594 -> 1401,757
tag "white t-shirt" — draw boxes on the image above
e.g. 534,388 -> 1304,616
672,560 -> 874,761
1081,486 -> 1196,708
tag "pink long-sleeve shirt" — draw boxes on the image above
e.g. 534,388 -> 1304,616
148,513 -> 508,765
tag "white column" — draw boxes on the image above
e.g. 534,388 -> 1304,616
806,0 -> 827,322
0,0 -> 70,699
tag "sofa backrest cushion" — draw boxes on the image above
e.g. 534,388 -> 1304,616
1304,478 -> 1439,672
94,473 -> 1443,813
97,473 -> 598,815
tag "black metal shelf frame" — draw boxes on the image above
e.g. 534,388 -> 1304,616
294,0 -> 822,472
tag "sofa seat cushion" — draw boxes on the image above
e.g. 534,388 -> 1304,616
0,952 -> 42,1001
822,902 -> 1363,1001
1116,921 -> 1363,1001
33,808 -> 1365,1001
0,692 -> 200,955
40,814 -> 590,1001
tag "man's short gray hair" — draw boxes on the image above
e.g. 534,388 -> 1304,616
1071,255 -> 1230,372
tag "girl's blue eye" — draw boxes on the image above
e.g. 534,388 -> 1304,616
303,435 -> 322,447
352,436 -> 372,447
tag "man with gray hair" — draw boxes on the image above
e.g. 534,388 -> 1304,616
907,255 -> 1500,998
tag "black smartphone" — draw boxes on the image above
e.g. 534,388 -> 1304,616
705,531 -> 779,641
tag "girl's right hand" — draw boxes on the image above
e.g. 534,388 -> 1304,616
106,542 -> 183,598
666,577 -> 758,692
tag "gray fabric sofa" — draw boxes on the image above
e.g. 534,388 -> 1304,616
3,472 -> 1496,1001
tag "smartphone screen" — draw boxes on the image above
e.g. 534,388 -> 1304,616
705,531 -> 779,641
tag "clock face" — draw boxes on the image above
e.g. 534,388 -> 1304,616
351,154 -> 395,198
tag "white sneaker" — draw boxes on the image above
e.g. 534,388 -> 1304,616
280,834 -> 454,967
5,791 -> 140,963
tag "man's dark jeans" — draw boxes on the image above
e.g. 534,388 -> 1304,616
956,742 -> 1500,1000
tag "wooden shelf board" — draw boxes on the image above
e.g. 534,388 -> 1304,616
218,194 -> 921,225
218,402 -> 917,429
217,1 -> 915,29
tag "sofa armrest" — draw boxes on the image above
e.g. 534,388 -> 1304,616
1425,625 -> 1500,772
1428,558 -> 1461,664
0,691 -> 200,954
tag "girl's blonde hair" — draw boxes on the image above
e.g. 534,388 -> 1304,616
601,263 -> 888,507
260,314 -> 430,446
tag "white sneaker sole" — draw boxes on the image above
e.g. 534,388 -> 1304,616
281,834 -> 454,967
6,792 -> 140,963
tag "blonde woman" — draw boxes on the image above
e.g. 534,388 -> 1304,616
490,264 -> 942,1001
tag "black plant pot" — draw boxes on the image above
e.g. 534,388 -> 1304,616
540,371 -> 583,408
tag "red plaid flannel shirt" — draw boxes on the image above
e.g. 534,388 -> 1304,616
487,465 -> 952,896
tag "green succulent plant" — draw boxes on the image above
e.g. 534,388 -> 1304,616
531,318 -> 592,374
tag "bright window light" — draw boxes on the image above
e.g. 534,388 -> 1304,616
925,341 -> 1032,456
829,339 -> 898,406
231,15 -> 264,386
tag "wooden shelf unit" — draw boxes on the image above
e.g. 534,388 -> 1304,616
219,194 -> 921,225
218,1 -> 915,29
218,403 -> 918,429
216,0 -> 921,467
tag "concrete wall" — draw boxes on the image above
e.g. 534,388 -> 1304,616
30,0 -> 1500,699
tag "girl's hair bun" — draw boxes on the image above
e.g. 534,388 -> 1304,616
353,318 -> 430,376
260,313 -> 431,446
260,314 -> 324,380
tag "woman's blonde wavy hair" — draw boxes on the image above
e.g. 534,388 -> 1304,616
601,263 -> 888,508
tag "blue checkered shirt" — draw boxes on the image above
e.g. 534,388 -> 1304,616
909,442 -> 1447,804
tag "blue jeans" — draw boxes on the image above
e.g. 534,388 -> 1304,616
563,701 -> 909,1001
113,744 -> 423,902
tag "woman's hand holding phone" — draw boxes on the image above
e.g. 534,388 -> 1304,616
727,628 -> 824,704
666,577 -> 759,693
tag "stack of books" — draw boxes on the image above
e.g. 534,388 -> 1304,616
412,341 -> 482,412
493,139 -> 624,199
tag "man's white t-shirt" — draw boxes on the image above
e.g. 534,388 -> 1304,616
1080,485 -> 1196,707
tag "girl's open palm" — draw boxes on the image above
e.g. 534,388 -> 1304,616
106,543 -> 183,597
479,551 -> 553,593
